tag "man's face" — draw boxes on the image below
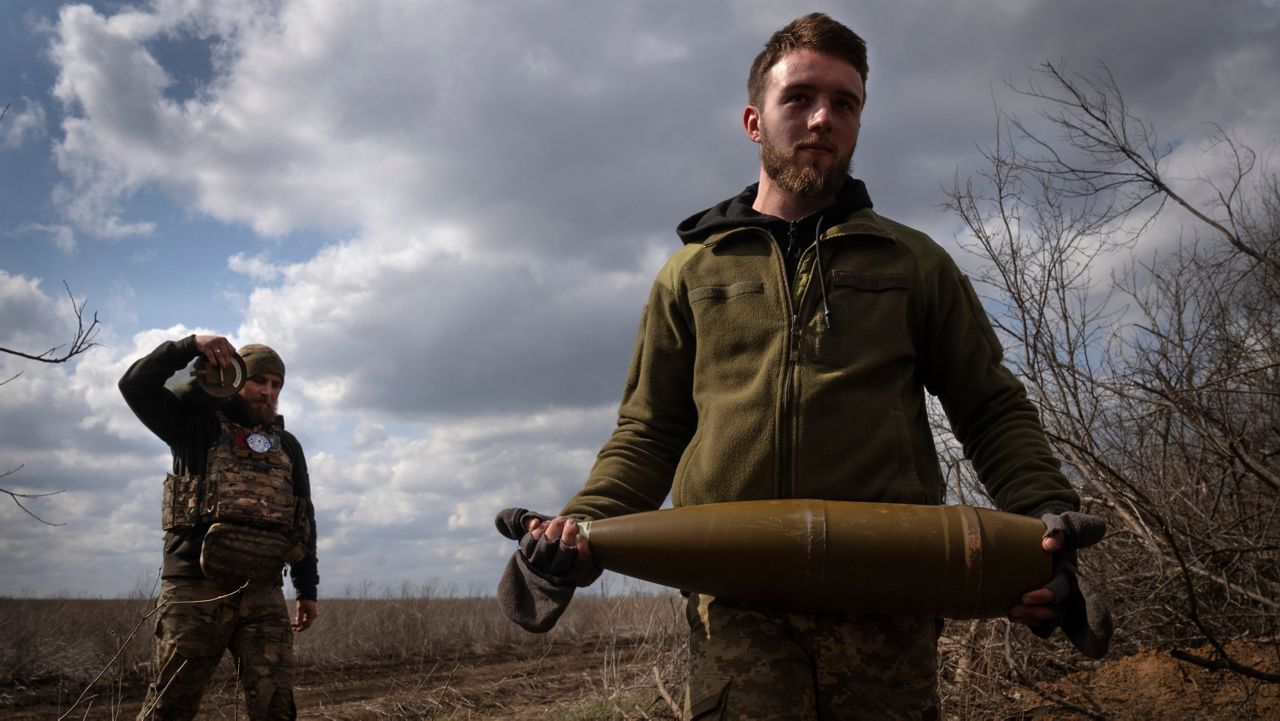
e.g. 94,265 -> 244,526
749,49 -> 865,198
239,372 -> 283,425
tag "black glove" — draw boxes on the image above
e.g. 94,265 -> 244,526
1031,509 -> 1113,659
520,524 -> 580,582
494,507 -> 600,633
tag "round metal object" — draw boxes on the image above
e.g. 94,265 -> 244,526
193,352 -> 247,398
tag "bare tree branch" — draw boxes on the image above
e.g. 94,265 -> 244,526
0,469 -> 67,526
0,281 -> 101,364
0,281 -> 94,528
1171,648 -> 1280,683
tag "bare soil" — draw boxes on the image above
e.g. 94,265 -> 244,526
7,640 -> 1279,719
4,638 -> 672,720
1016,642 -> 1280,721
4,594 -> 1277,719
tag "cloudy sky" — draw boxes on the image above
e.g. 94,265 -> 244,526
2,0 -> 1277,598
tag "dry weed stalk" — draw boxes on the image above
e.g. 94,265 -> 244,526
57,581 -> 246,721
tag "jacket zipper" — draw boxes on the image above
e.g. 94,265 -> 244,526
773,224 -> 796,499
776,221 -> 818,500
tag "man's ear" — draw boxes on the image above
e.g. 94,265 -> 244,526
743,105 -> 762,144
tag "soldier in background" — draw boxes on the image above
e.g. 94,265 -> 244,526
503,12 -> 1106,720
121,335 -> 318,720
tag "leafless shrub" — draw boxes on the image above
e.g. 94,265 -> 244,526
943,59 -> 1280,703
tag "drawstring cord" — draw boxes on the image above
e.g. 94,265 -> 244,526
814,219 -> 832,330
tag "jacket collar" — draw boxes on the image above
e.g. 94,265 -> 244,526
701,207 -> 900,248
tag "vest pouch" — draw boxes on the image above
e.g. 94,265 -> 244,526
205,465 -> 295,531
161,473 -> 202,530
200,522 -> 290,582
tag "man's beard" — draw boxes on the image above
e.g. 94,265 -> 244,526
231,395 -> 277,426
246,401 -> 277,426
759,123 -> 853,198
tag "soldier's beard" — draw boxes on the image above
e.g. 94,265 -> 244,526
232,395 -> 277,425
759,121 -> 853,198
246,401 -> 277,425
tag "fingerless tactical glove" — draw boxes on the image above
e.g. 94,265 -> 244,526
1032,509 -> 1113,658
493,507 -> 600,633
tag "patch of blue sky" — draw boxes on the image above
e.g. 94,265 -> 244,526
2,2 -> 339,338
2,3 -> 59,94
93,197 -> 340,332
5,185 -> 338,343
2,3 -> 63,239
145,25 -> 217,105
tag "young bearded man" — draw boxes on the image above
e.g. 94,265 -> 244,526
502,14 -> 1107,720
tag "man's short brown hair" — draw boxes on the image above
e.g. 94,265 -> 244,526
748,13 -> 868,107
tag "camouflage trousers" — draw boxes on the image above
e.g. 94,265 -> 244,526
683,594 -> 940,721
137,577 -> 295,721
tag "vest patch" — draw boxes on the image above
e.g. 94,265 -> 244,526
202,415 -> 295,531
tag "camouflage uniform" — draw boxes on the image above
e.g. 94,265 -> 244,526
121,337 -> 318,721
139,578 -> 295,720
683,594 -> 939,720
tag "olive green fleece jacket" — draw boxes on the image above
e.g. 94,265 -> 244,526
563,186 -> 1078,520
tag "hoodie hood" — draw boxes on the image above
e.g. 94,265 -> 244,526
676,177 -> 874,245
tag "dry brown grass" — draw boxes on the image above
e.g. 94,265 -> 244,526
0,579 -> 688,719
1,596 -> 157,709
3,581 -> 1277,719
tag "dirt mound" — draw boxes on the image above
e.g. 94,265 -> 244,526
1027,642 -> 1280,720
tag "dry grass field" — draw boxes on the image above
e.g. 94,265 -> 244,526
2,582 -> 1277,719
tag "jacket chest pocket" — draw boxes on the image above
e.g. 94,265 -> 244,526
688,281 -> 772,371
811,270 -> 914,368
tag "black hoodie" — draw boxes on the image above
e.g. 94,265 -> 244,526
676,177 -> 874,280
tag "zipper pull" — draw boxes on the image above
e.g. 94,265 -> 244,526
790,314 -> 801,361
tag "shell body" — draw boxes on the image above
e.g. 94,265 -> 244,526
580,500 -> 1051,618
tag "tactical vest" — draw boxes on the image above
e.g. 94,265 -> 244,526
162,412 -> 312,582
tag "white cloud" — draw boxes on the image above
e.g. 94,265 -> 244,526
0,269 -> 48,312
13,0 -> 1279,598
0,270 -> 78,359
303,403 -> 613,589
234,223 -> 659,417
0,327 -> 183,592
40,0 -> 1280,250
11,223 -> 77,254
0,98 -> 47,149
227,250 -> 280,281
44,1 -> 760,256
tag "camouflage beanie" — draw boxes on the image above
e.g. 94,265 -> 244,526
237,344 -> 285,381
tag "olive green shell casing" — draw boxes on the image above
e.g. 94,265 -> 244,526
580,500 -> 1051,618
193,353 -> 247,398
